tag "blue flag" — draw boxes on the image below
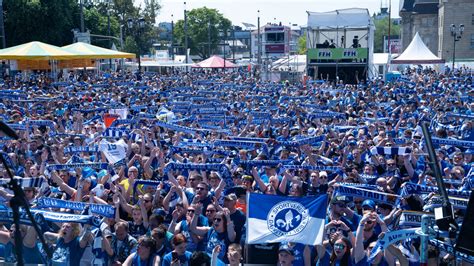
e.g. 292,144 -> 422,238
246,193 -> 327,246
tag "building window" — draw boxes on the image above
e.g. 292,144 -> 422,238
471,35 -> 474,49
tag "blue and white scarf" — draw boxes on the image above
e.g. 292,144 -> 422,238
0,208 -> 100,227
47,163 -> 109,171
429,239 -> 474,263
334,184 -> 401,205
423,195 -> 469,210
213,139 -> 268,152
156,121 -> 197,135
0,177 -> 45,188
431,137 -> 474,149
400,182 -> 471,198
36,197 -> 115,218
368,228 -> 420,263
64,145 -> 99,154
277,135 -> 325,147
398,211 -> 434,228
164,162 -> 233,187
370,146 -> 412,156
282,164 -> 342,172
102,128 -> 131,138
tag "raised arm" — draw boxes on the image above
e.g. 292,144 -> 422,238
189,204 -> 210,237
354,213 -> 370,263
50,171 -> 76,196
214,175 -> 226,200
278,170 -> 291,194
223,208 -> 236,242
252,167 -> 267,193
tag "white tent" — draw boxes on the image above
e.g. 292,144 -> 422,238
272,55 -> 307,72
392,32 -> 444,64
306,8 -> 376,79
307,8 -> 372,29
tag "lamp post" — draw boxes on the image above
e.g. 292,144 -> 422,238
171,14 -> 174,61
232,26 -> 235,63
0,0 -> 6,48
127,17 -> 146,73
219,29 -> 229,70
450,23 -> 464,70
208,19 -> 211,57
80,0 -> 85,33
184,1 -> 188,72
106,0 -> 112,69
257,10 -> 261,69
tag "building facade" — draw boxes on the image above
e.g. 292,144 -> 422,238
399,0 -> 474,62
438,0 -> 474,62
251,23 -> 300,60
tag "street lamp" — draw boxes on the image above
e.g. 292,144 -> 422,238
184,1 -> 188,72
127,17 -> 146,74
171,14 -> 174,61
450,23 -> 464,70
219,29 -> 229,70
0,0 -> 6,48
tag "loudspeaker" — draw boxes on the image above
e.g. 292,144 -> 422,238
455,190 -> 474,256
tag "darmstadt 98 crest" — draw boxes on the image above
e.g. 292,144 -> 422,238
267,201 -> 310,237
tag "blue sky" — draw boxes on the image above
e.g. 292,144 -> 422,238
145,0 -> 401,26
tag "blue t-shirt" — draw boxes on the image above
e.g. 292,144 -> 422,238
52,237 -> 85,266
206,228 -> 231,264
4,242 -> 44,264
161,250 -> 193,266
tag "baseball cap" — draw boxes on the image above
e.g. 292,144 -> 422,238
224,193 -> 238,201
362,199 -> 376,210
278,244 -> 295,256
331,195 -> 350,204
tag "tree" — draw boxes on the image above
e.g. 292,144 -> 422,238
173,7 -> 231,59
84,8 -> 117,48
297,35 -> 307,55
3,0 -> 78,46
2,0 -> 159,55
374,16 -> 400,53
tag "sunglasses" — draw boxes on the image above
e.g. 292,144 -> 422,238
334,243 -> 346,250
354,201 -> 362,204
196,187 -> 206,191
144,199 -> 152,203
206,209 -> 216,213
214,218 -> 222,222
187,209 -> 195,213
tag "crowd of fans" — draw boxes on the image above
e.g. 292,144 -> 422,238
0,65 -> 472,266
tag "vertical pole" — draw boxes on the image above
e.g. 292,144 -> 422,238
208,19 -> 211,57
232,27 -> 235,63
120,25 -> 124,49
184,1 -> 188,72
420,215 -> 430,266
452,34 -> 456,70
0,0 -> 6,48
288,22 -> 290,72
107,6 -> 112,70
387,0 -> 391,54
257,10 -> 261,69
171,15 -> 174,60
223,31 -> 226,70
80,0 -> 85,33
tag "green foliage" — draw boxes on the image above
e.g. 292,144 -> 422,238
298,35 -> 307,55
4,0 -> 78,46
2,0 -> 159,54
374,16 -> 400,53
173,7 -> 232,59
